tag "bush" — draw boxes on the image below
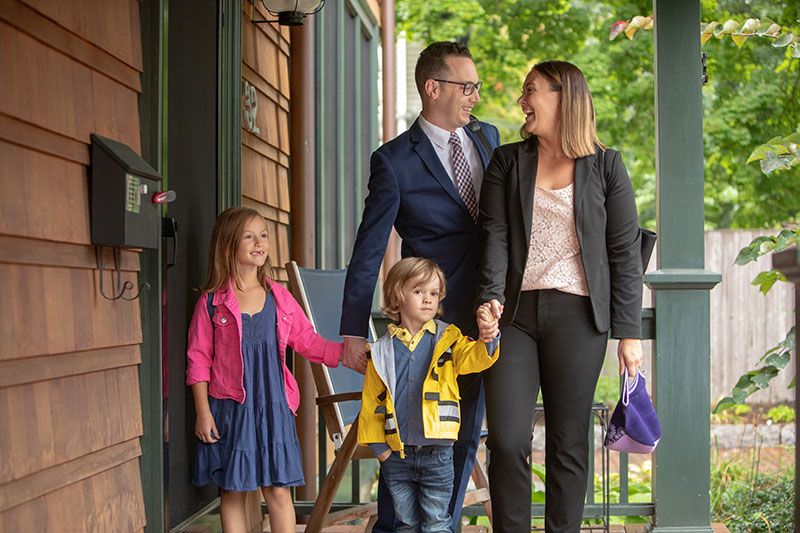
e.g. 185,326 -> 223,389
766,404 -> 795,424
711,403 -> 752,424
714,469 -> 795,532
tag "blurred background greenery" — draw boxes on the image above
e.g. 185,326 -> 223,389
396,0 -> 799,230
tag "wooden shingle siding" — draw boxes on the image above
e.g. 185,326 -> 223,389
1,452 -> 145,531
241,1 -> 292,283
0,0 -> 146,530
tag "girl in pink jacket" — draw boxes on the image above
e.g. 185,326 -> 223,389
186,207 -> 343,533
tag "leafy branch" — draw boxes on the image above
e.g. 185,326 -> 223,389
609,16 -> 800,57
747,132 -> 800,175
714,327 -> 795,413
734,229 -> 799,293
715,183 -> 798,411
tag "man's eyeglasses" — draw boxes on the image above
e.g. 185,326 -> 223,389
433,79 -> 483,96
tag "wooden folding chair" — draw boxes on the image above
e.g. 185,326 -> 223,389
286,261 -> 492,532
287,261 -> 376,532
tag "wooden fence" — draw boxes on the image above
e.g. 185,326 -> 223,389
705,229 -> 794,405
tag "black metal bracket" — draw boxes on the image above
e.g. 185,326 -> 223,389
96,246 -> 151,301
162,217 -> 178,269
701,52 -> 709,85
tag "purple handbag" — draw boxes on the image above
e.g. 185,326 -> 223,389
604,371 -> 662,454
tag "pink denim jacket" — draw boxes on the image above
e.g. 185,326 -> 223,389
185,278 -> 342,412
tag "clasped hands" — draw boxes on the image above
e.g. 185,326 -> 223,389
476,299 -> 503,342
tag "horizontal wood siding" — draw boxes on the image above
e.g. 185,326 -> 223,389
242,1 -> 291,283
0,0 -> 146,530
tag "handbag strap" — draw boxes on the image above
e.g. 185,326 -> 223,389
466,115 -> 493,158
621,369 -> 640,406
206,291 -> 215,320
206,292 -> 215,343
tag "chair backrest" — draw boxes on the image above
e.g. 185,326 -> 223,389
286,261 -> 376,433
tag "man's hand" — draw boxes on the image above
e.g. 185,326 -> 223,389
476,304 -> 499,342
617,338 -> 643,377
342,336 -> 369,374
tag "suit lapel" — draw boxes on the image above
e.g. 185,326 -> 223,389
409,119 -> 469,211
518,138 -> 538,243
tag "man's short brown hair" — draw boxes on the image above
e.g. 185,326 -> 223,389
414,41 -> 473,97
381,257 -> 447,323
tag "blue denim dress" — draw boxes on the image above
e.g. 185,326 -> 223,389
193,293 -> 305,491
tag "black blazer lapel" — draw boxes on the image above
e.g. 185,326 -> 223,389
572,150 -> 595,229
518,138 -> 538,243
409,120 -> 465,209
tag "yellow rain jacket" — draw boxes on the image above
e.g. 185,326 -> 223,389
357,320 -> 499,458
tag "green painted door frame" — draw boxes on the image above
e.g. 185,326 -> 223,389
647,1 -> 721,531
139,1 -> 166,531
138,1 -> 241,530
218,0 -> 242,210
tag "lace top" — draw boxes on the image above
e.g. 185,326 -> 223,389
521,183 -> 589,296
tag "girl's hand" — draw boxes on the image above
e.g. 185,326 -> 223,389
195,409 -> 220,444
617,338 -> 643,377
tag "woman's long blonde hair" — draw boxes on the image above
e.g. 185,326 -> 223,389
521,60 -> 604,158
201,207 -> 273,293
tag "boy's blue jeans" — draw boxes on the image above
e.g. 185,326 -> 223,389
381,445 -> 455,533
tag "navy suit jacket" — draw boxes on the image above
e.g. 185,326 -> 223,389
340,118 -> 501,338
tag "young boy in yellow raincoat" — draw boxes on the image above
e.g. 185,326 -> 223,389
358,257 -> 500,533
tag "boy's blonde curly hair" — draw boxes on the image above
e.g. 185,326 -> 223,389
381,257 -> 447,323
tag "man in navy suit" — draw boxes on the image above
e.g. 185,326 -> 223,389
340,41 -> 500,532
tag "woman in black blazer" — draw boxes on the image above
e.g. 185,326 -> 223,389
476,61 -> 643,532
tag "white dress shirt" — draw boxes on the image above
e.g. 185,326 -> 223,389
418,114 -> 485,202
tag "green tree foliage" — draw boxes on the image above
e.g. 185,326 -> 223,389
396,0 -> 799,228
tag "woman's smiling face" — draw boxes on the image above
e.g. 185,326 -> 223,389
518,70 -> 561,139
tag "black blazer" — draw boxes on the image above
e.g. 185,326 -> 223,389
477,138 -> 642,339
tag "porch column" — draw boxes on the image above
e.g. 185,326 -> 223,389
646,1 -> 720,531
381,0 -> 400,273
290,18 -> 319,504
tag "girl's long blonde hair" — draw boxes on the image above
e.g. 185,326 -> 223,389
201,207 -> 273,293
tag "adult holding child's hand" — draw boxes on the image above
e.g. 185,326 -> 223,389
339,41 -> 502,533
341,336 -> 369,374
476,61 -> 643,532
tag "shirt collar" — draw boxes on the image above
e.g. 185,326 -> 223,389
418,114 -> 465,151
388,319 -> 437,339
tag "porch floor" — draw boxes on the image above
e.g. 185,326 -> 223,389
265,524 -> 731,532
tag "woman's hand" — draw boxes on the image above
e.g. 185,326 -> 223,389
195,409 -> 220,444
617,338 -> 643,377
484,299 -> 504,321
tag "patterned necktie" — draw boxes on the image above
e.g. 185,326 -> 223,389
448,131 -> 478,221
